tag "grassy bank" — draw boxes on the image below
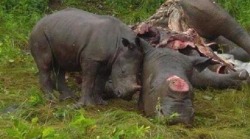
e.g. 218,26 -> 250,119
1,0 -> 250,138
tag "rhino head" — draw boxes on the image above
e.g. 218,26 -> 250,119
140,44 -> 212,126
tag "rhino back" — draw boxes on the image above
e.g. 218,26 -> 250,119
143,48 -> 191,84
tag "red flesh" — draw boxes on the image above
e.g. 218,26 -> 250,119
167,75 -> 189,92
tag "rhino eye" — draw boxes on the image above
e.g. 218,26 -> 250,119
118,61 -> 126,74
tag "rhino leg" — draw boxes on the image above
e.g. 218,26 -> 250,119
227,47 -> 250,62
215,36 -> 250,62
30,39 -> 56,101
91,73 -> 108,105
39,69 -> 55,100
103,79 -> 115,99
54,70 -> 77,101
75,59 -> 105,107
191,68 -> 249,89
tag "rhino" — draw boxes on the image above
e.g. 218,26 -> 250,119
138,40 -> 248,125
29,8 -> 144,107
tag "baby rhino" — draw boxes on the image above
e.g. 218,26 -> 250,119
29,8 -> 143,107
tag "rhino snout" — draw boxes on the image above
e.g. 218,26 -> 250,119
167,112 -> 194,127
159,98 -> 194,126
162,106 -> 194,126
114,84 -> 142,100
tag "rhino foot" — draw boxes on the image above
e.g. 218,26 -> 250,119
59,91 -> 78,101
94,97 -> 108,105
74,95 -> 107,108
238,70 -> 249,80
44,93 -> 57,103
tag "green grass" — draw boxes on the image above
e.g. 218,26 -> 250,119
1,66 -> 250,138
1,0 -> 250,138
217,0 -> 250,31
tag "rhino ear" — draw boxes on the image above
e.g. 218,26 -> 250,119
135,36 -> 141,46
122,38 -> 130,46
190,56 -> 213,72
122,38 -> 135,50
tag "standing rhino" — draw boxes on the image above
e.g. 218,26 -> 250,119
29,8 -> 143,107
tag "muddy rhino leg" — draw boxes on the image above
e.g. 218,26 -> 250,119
30,38 -> 57,100
91,73 -> 108,105
38,69 -> 55,100
54,70 -> 77,101
191,68 -> 249,89
75,59 -> 101,107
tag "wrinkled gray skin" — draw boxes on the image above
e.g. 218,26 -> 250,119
30,8 -> 143,106
179,0 -> 250,56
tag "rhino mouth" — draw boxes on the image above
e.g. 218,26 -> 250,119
115,89 -> 141,101
156,97 -> 194,126
115,90 -> 133,100
167,116 -> 194,127
114,84 -> 141,100
156,107 -> 194,126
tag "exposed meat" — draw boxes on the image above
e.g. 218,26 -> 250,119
132,22 -> 235,73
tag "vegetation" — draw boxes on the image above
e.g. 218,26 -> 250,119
0,0 -> 250,138
217,0 -> 250,31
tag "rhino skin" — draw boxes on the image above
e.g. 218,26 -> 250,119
191,68 -> 249,89
178,0 -> 250,55
30,8 -> 143,107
